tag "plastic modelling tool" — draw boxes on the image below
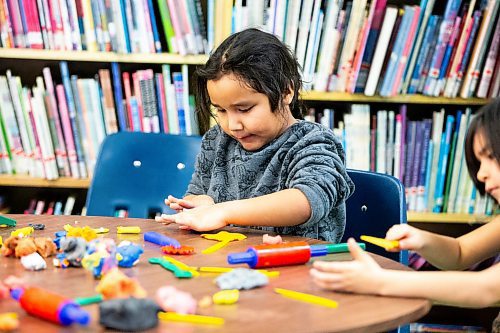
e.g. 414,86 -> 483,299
227,241 -> 329,268
360,235 -> 399,250
0,215 -> 16,227
11,287 -> 90,326
144,231 -> 181,248
158,312 -> 224,325
201,231 -> 247,254
310,242 -> 366,253
74,294 -> 104,306
274,288 -> 338,308
149,257 -> 193,278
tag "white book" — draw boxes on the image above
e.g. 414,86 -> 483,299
295,0 -> 314,68
376,110 -> 387,174
386,110 -> 395,176
314,0 -> 341,91
0,76 -> 25,174
162,65 -> 179,135
58,0 -> 73,50
393,114 -> 402,179
476,17 -> 500,97
32,86 -> 59,180
234,0 -> 244,32
364,6 -> 398,96
446,108 -> 471,213
284,0 -> 301,51
182,65 -> 193,135
249,0 -> 265,29
66,0 -> 82,50
273,0 -> 287,40
6,72 -> 33,175
63,195 -> 76,215
460,0 -> 499,98
426,109 -> 444,212
303,1 -> 322,90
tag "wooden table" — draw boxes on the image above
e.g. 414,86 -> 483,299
0,215 -> 430,332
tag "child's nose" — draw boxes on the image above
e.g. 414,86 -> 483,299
228,115 -> 243,131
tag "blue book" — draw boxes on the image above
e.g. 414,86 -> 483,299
146,0 -> 162,52
408,15 -> 439,94
380,6 -> 414,97
59,61 -> 88,178
129,97 -> 142,132
416,119 -> 432,211
433,115 -> 455,213
16,0 -> 28,46
119,0 -> 132,53
422,141 -> 434,211
423,0 -> 462,95
442,111 -> 462,212
172,72 -> 186,135
417,17 -> 442,92
404,121 -> 417,204
110,62 -> 127,131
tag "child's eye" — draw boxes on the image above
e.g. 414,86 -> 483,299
238,106 -> 253,113
216,108 -> 226,113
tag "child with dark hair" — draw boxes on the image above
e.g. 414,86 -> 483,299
155,28 -> 354,242
311,98 -> 500,331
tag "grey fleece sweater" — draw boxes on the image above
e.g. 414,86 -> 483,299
186,120 -> 354,242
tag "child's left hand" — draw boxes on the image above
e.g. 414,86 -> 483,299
310,238 -> 385,294
157,204 -> 228,232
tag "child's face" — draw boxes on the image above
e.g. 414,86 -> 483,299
473,131 -> 500,202
207,73 -> 296,151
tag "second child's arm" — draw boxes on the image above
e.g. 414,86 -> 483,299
311,239 -> 500,308
386,217 -> 500,270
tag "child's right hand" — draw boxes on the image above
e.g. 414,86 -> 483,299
385,224 -> 426,252
164,195 -> 214,212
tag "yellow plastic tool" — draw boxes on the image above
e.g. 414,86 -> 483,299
360,235 -> 399,250
158,312 -> 224,325
201,231 -> 247,254
162,256 -> 199,277
117,226 -> 141,234
0,235 -> 3,248
274,288 -> 338,308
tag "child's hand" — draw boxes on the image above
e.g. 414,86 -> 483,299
164,195 -> 214,212
310,238 -> 385,294
385,224 -> 427,252
157,204 -> 227,232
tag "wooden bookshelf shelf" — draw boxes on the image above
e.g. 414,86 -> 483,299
0,48 -> 208,65
301,91 -> 489,106
0,175 -> 90,188
407,212 -> 493,224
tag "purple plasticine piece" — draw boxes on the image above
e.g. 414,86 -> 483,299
143,232 -> 180,248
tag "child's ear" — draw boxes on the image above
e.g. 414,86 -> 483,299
283,87 -> 294,105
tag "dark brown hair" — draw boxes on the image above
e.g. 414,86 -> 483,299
194,28 -> 305,133
464,97 -> 500,195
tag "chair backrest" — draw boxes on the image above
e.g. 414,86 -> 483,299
86,132 -> 202,218
343,169 -> 408,264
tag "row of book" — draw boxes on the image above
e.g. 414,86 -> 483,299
0,62 -> 198,180
305,104 -> 497,215
0,0 -> 209,54
1,0 -> 499,99
23,195 -> 77,215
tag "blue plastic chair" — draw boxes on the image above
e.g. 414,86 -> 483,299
86,132 -> 202,218
343,169 -> 409,265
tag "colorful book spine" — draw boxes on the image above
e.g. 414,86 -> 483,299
433,114 -> 454,213
172,71 -> 186,134
110,62 -> 127,131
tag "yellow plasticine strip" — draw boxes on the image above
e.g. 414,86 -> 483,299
117,226 -> 141,234
158,312 -> 224,325
162,256 -> 200,277
0,235 -> 3,248
10,226 -> 34,237
274,288 -> 338,308
360,235 -> 399,250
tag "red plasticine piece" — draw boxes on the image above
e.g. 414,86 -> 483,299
161,245 -> 195,255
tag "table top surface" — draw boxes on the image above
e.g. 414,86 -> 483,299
0,214 -> 430,333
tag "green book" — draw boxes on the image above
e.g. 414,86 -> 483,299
157,0 -> 176,53
442,112 -> 461,212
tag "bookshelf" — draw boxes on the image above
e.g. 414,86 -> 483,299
0,0 -> 498,224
